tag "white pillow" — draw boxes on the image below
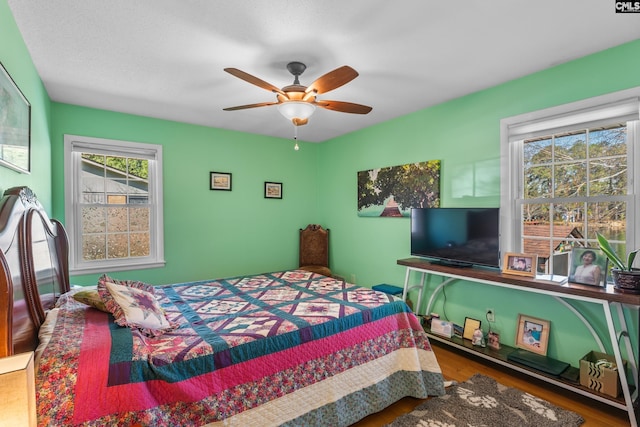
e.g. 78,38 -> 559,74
101,281 -> 175,337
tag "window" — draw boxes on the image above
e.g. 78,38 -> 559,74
64,135 -> 165,274
500,89 -> 640,275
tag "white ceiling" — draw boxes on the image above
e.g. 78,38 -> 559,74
7,1 -> 640,143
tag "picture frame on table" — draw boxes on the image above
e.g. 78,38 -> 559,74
210,171 -> 232,191
502,252 -> 537,277
487,331 -> 501,350
264,181 -> 282,199
515,314 -> 550,356
568,247 -> 608,287
462,317 -> 481,341
0,61 -> 31,173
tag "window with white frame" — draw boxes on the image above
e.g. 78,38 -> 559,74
500,89 -> 640,277
64,135 -> 165,274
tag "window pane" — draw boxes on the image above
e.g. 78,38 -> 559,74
524,166 -> 552,199
552,202 -> 584,229
105,156 -> 127,178
130,207 -> 149,232
82,207 -> 106,234
589,158 -> 626,196
588,201 -> 626,239
107,234 -> 129,259
107,207 -> 128,232
130,232 -> 150,257
524,138 -> 552,165
554,162 -> 586,197
555,132 -> 586,161
82,234 -> 105,260
522,202 -> 549,223
127,158 -> 148,179
589,126 -> 626,157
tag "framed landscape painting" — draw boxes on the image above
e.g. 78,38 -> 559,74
357,160 -> 440,217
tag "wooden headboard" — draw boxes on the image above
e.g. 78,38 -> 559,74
0,187 -> 70,357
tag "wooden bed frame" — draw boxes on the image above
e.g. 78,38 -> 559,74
0,186 -> 69,357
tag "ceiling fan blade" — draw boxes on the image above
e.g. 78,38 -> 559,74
305,66 -> 359,95
315,100 -> 372,114
224,68 -> 286,97
223,101 -> 279,111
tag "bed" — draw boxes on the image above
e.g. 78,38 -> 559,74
0,186 -> 445,426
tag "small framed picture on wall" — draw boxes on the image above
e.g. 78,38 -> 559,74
264,182 -> 282,199
210,171 -> 232,191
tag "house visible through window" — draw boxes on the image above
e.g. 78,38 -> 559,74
64,135 -> 165,274
501,89 -> 640,277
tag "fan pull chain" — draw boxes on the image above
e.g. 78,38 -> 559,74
293,125 -> 300,151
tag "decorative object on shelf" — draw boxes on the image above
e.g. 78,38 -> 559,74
596,232 -> 640,294
0,61 -> 31,173
471,328 -> 486,347
502,252 -> 537,277
579,350 -> 626,398
210,171 -> 232,191
462,317 -> 481,341
568,247 -> 607,287
515,314 -> 550,356
487,331 -> 501,350
264,181 -> 282,199
357,160 -> 440,217
0,351 -> 37,426
430,319 -> 453,338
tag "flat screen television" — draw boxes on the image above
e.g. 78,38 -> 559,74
410,207 -> 500,268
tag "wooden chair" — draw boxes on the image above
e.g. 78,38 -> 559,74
299,224 -> 331,277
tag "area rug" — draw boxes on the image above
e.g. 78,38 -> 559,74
386,373 -> 584,426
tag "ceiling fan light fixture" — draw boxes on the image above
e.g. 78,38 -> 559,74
277,101 -> 316,122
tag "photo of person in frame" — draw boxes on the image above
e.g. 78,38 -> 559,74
569,247 -> 608,286
508,256 -> 531,272
522,320 -> 543,348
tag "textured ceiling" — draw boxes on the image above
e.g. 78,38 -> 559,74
7,0 -> 640,142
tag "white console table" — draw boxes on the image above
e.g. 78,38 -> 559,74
398,257 -> 640,426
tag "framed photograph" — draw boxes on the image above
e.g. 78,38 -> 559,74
502,252 -> 537,277
515,314 -> 550,356
569,247 -> 608,287
264,181 -> 282,199
210,171 -> 232,191
463,317 -> 481,341
0,62 -> 31,173
487,331 -> 501,350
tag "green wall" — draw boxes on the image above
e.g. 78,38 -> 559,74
51,104 -> 320,285
318,39 -> 640,365
0,0 -> 53,209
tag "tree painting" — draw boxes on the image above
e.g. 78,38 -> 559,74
357,160 -> 440,217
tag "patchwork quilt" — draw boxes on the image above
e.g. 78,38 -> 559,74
36,270 -> 445,426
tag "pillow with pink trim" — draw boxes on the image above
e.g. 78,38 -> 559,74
97,275 -> 176,337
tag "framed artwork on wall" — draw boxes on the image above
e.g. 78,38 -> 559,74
264,182 -> 282,199
210,171 -> 232,191
357,159 -> 440,217
0,61 -> 31,173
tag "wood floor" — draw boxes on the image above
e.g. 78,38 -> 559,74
351,341 -> 633,426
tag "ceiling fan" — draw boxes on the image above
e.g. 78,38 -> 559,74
223,62 -> 372,126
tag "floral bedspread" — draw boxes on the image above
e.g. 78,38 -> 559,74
36,270 -> 444,426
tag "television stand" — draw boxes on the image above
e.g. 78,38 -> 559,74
397,257 -> 640,427
431,259 -> 473,268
